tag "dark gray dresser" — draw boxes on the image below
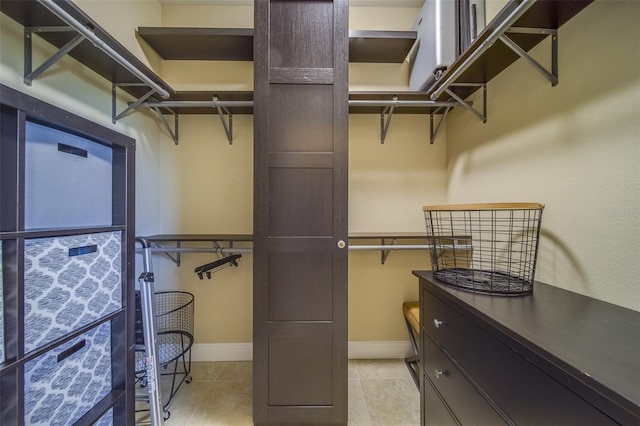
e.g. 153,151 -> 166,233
414,271 -> 640,425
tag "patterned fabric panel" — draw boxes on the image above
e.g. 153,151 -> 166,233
24,232 -> 122,353
0,244 -> 4,364
93,408 -> 113,426
24,322 -> 112,426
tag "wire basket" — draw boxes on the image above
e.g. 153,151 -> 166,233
135,291 -> 194,371
423,203 -> 545,296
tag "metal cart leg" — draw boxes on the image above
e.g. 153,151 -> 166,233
137,238 -> 166,425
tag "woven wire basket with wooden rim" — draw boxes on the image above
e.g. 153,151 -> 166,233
423,203 -> 545,296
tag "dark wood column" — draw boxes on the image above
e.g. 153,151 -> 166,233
253,0 -> 349,424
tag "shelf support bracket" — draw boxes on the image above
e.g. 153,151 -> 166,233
380,238 -> 398,264
113,83 -> 158,123
430,106 -> 452,144
150,104 -> 179,145
380,96 -> 398,144
501,28 -> 558,86
24,26 -> 83,86
213,97 -> 234,144
445,83 -> 487,123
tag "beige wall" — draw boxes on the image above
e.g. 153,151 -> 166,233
444,1 -> 640,310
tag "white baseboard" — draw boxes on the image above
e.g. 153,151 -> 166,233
191,343 -> 253,362
191,341 -> 412,362
348,340 -> 412,359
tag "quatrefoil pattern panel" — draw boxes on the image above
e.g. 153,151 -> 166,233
24,322 -> 112,425
24,232 -> 122,353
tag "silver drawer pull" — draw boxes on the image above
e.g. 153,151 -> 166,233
433,319 -> 444,328
434,369 -> 445,379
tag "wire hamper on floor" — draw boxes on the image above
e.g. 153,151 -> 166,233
135,290 -> 194,415
423,202 -> 545,296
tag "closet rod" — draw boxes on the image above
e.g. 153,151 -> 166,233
136,245 -> 468,254
36,0 -> 170,99
144,100 -> 253,108
430,0 -> 536,100
143,100 -> 459,109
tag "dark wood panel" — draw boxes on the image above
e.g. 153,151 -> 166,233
136,27 -> 416,63
269,153 -> 334,168
254,0 -> 348,423
268,323 -> 334,406
269,67 -> 334,85
268,168 -> 333,237
137,27 -> 253,61
268,252 -> 333,321
269,0 -> 334,69
269,84 -> 334,152
0,105 -> 19,232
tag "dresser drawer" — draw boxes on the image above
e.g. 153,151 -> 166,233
24,121 -> 113,230
24,232 -> 122,353
422,333 -> 506,425
422,288 -> 617,425
422,372 -> 457,426
24,322 -> 112,426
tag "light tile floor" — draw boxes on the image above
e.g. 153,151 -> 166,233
136,359 -> 419,425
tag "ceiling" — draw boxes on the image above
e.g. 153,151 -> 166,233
159,0 -> 424,7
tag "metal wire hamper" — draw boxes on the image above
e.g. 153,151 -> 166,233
423,203 -> 545,295
135,291 -> 194,410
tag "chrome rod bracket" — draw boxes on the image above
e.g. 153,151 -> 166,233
213,97 -> 234,144
501,27 -> 558,86
445,84 -> 486,123
24,26 -> 83,86
380,96 -> 398,144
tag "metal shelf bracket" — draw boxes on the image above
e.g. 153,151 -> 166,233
500,27 -> 559,86
213,96 -> 234,144
24,26 -> 83,86
380,96 -> 398,144
430,106 -> 452,144
150,102 -> 179,145
445,83 -> 487,123
113,83 -> 161,124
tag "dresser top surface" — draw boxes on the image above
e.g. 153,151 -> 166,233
413,270 -> 640,413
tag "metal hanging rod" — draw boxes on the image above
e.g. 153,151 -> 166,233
430,0 -> 536,100
36,0 -> 170,99
142,99 -> 459,109
144,100 -> 254,108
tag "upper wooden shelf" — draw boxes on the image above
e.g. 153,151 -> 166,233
137,27 -> 416,63
428,0 -> 594,101
0,0 -> 173,101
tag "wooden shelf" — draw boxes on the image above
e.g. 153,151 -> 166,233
428,0 -> 594,101
0,0 -> 173,101
137,27 -> 254,61
137,27 -> 416,63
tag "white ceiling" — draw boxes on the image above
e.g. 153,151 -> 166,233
159,0 -> 424,7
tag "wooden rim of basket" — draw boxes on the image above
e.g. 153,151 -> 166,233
423,202 -> 545,211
